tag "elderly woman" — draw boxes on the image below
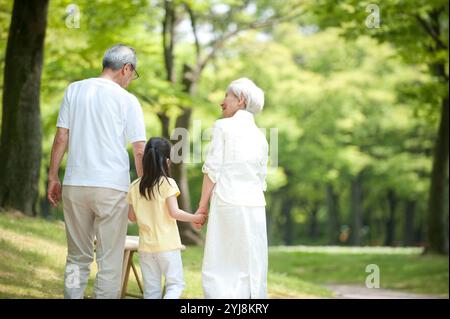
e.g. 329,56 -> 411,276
196,78 -> 269,299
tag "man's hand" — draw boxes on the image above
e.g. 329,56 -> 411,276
47,178 -> 62,207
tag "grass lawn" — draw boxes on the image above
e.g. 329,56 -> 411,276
269,246 -> 449,296
0,212 -> 448,298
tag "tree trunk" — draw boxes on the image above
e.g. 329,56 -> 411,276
424,11 -> 448,253
308,203 -> 320,240
266,195 -> 281,245
385,189 -> 397,246
403,200 -> 416,246
363,206 -> 372,245
281,196 -> 294,245
157,111 -> 171,139
446,174 -> 449,253
160,1 -> 202,245
162,0 -> 176,83
39,165 -> 50,218
308,210 -> 318,240
415,213 -> 425,246
0,0 -> 49,216
426,94 -> 449,254
326,184 -> 340,245
350,174 -> 363,245
171,107 -> 202,245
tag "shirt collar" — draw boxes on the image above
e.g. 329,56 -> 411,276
233,109 -> 254,120
95,77 -> 122,88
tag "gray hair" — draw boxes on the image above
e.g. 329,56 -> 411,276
102,44 -> 137,71
227,78 -> 265,114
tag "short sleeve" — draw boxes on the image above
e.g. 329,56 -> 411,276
202,121 -> 225,183
160,178 -> 180,199
125,95 -> 146,143
126,188 -> 133,205
56,87 -> 70,129
127,182 -> 137,205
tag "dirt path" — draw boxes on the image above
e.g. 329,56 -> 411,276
326,284 -> 447,299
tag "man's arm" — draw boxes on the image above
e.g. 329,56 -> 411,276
132,141 -> 145,177
47,127 -> 69,207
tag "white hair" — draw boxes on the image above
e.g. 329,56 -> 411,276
102,44 -> 137,71
227,77 -> 264,114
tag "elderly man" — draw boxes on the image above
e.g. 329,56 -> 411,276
47,44 -> 146,299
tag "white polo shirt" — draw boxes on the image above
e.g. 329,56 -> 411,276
57,77 -> 146,192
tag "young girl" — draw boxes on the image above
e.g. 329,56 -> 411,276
127,137 -> 206,299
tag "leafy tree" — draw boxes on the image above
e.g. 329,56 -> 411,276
305,0 -> 448,253
0,0 -> 49,216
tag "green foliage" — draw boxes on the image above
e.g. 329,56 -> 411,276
1,0 -> 446,247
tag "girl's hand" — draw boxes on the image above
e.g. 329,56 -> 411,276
192,222 -> 203,229
193,212 -> 207,225
128,206 -> 137,222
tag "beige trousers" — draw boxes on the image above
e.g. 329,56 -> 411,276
62,186 -> 128,299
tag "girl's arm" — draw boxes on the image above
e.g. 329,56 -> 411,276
166,195 -> 206,224
128,205 -> 137,222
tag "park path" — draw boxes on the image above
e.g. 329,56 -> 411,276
326,284 -> 447,299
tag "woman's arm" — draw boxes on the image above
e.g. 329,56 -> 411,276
198,174 -> 215,215
199,122 -> 224,215
128,205 -> 137,222
191,174 -> 215,229
166,195 -> 207,224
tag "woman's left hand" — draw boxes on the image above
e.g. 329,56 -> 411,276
197,205 -> 209,216
192,207 -> 208,229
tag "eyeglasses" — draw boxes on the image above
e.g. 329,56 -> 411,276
132,66 -> 139,80
125,63 -> 139,80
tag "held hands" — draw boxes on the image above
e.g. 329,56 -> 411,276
192,206 -> 209,229
193,211 -> 207,226
47,178 -> 62,208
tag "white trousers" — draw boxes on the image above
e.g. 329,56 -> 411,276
139,250 -> 185,299
202,194 -> 268,299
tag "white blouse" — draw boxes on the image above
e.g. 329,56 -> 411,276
202,110 -> 268,206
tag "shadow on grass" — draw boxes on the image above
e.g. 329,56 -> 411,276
0,238 -> 64,298
0,214 -> 66,245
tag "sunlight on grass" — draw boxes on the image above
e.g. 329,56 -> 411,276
1,213 -> 448,298
270,245 -> 424,255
